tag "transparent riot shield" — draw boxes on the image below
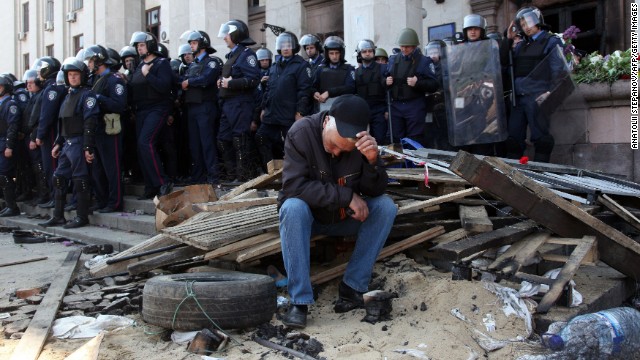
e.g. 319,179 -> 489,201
442,40 -> 508,146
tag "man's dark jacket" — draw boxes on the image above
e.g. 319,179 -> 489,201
278,112 -> 388,224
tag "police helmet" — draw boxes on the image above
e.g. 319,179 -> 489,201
61,57 -> 89,87
130,31 -> 161,57
374,48 -> 388,60
23,69 -> 42,88
256,48 -> 273,68
187,30 -> 216,54
1,73 -> 23,89
157,43 -> 169,58
356,39 -> 376,54
275,32 -> 300,55
0,75 -> 14,95
515,6 -> 546,31
177,44 -> 193,65
83,44 -> 109,69
55,70 -> 66,86
106,48 -> 122,71
425,40 -> 445,60
397,28 -> 420,46
169,59 -> 181,73
463,14 -> 487,40
32,56 -> 61,80
323,36 -> 346,62
218,19 -> 255,46
119,45 -> 137,60
300,34 -> 323,53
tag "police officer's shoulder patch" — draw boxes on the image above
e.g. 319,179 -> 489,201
9,105 -> 17,114
85,97 -> 96,109
208,61 -> 216,69
350,70 -> 355,80
19,94 -> 27,102
306,67 -> 312,78
48,90 -> 57,101
247,55 -> 257,67
115,84 -> 124,96
429,63 -> 435,74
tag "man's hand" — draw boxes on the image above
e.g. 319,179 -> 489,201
4,148 -> 12,158
407,76 -> 418,87
355,131 -> 378,164
51,144 -> 60,158
218,76 -> 232,88
35,138 -> 43,146
181,79 -> 189,90
348,193 -> 369,222
386,76 -> 394,86
141,63 -> 153,76
166,115 -> 174,126
29,141 -> 37,150
536,91 -> 551,106
506,21 -> 517,40
85,150 -> 94,164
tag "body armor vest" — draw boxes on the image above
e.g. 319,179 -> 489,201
219,48 -> 245,99
130,59 -> 166,105
514,33 -> 551,79
356,63 -> 385,101
391,55 -> 421,101
318,65 -> 349,93
59,90 -> 84,138
184,58 -> 216,104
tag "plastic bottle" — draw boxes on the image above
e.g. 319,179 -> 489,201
544,307 -> 640,359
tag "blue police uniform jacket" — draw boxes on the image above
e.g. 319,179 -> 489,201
92,70 -> 127,135
129,57 -> 173,110
219,45 -> 260,100
183,52 -> 221,104
262,55 -> 312,126
513,31 -> 564,96
55,87 -> 100,151
36,78 -> 67,140
0,97 -> 21,150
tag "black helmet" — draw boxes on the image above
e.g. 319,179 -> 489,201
323,36 -> 346,63
463,14 -> 487,40
170,59 -> 181,73
23,69 -> 42,88
157,43 -> 169,58
119,45 -> 137,60
1,73 -> 23,89
186,30 -> 215,54
515,6 -> 547,31
217,19 -> 255,46
275,31 -> 300,55
300,34 -> 323,53
106,48 -> 122,71
32,56 -> 61,80
0,75 -> 14,95
130,31 -> 161,58
83,44 -> 109,70
61,57 -> 89,87
425,40 -> 445,60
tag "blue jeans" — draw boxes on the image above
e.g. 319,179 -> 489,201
279,195 -> 397,305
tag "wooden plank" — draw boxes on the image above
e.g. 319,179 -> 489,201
192,196 -> 277,212
219,169 -> 283,201
397,187 -> 482,215
10,251 -> 81,360
230,188 -> 259,200
459,205 -> 493,234
537,236 -> 596,313
497,232 -> 551,274
267,159 -> 284,174
310,226 -> 445,285
0,256 -> 48,267
234,236 -> 323,263
431,221 -> 537,261
449,151 -> 640,280
203,232 -> 280,260
598,194 -> 640,232
127,246 -> 207,275
429,228 -> 468,246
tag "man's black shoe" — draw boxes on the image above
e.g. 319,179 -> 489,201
137,189 -> 158,200
159,182 -> 174,196
98,206 -> 119,213
334,281 -> 365,313
38,199 -> 55,209
63,216 -> 88,229
64,203 -> 77,212
38,216 -> 66,227
0,207 -> 19,217
282,305 -> 308,329
90,203 -> 106,212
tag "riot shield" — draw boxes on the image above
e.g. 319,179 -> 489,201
442,40 -> 508,146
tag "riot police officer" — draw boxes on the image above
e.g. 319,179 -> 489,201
385,28 -> 438,145
38,58 -> 99,228
463,14 -> 488,42
375,48 -> 389,65
312,36 -> 355,113
84,45 -> 127,212
177,44 -> 194,76
22,69 -> 49,205
128,31 -> 174,198
300,34 -> 324,73
257,31 -> 312,170
119,46 -> 138,82
0,75 -> 22,216
216,19 -> 260,182
423,40 -> 452,150
182,30 -> 221,185
354,39 -> 388,145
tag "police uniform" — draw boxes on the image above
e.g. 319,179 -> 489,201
257,54 -> 312,169
184,51 -> 221,184
308,54 -> 324,73
218,44 -> 260,181
23,87 -> 49,203
91,69 -> 127,211
12,86 -> 33,200
313,61 -> 356,112
0,96 -> 21,215
129,56 -> 173,197
385,49 -> 438,145
355,61 -> 387,144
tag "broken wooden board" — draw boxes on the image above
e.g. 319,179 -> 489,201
540,237 -> 599,265
459,205 -> 493,234
10,251 -> 81,360
235,235 -> 324,263
310,226 -> 445,285
267,159 -> 284,175
431,221 -> 537,261
397,187 -> 482,215
597,193 -> 640,232
219,169 -> 283,201
449,151 -> 640,280
64,332 -> 105,360
0,256 -> 48,268
386,168 -> 468,185
127,246 -> 207,275
204,232 -> 280,261
193,196 -> 277,212
488,232 -> 551,274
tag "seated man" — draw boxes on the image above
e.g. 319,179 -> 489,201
278,94 -> 397,329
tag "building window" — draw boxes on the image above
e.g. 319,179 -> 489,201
22,2 -> 29,33
23,53 -> 30,73
71,0 -> 83,11
46,45 -> 54,57
73,34 -> 84,56
146,7 -> 160,39
46,0 -> 54,22
249,0 -> 261,7
543,1 -> 603,55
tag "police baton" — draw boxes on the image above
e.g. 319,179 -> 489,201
386,90 -> 394,145
508,50 -> 517,107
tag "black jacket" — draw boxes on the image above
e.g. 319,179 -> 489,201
262,55 -> 312,125
278,112 -> 388,224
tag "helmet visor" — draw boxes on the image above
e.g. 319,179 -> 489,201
23,69 -> 38,82
357,40 -> 375,52
130,31 -> 149,46
217,23 -> 237,38
276,33 -> 295,51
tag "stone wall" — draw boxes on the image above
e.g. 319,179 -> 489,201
548,80 -> 637,181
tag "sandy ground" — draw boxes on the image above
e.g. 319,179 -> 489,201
1,234 -> 550,360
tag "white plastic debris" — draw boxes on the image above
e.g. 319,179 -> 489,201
52,315 -> 134,339
201,357 -> 225,360
483,281 -> 533,336
450,308 -> 469,322
482,313 -> 496,332
472,329 -> 508,352
171,330 -> 199,345
393,348 -> 429,359
277,296 -> 289,308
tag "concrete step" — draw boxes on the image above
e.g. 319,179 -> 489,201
122,196 -> 157,215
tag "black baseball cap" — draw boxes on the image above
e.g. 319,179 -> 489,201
329,94 -> 370,138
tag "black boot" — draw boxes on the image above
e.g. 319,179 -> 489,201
334,281 -> 365,313
32,162 -> 50,206
533,135 -> 555,163
0,176 -> 20,217
255,133 -> 273,175
39,177 -> 66,227
233,136 -> 252,182
217,140 -> 236,182
64,178 -> 90,229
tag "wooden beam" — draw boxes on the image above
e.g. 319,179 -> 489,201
431,221 -> 537,261
192,196 -> 278,213
537,236 -> 597,313
597,194 -> 640,232
429,228 -> 468,247
203,232 -> 280,260
219,169 -> 283,201
127,246 -> 207,275
10,251 -> 81,360
449,151 -> 640,280
489,232 -> 551,274
0,256 -> 48,268
459,205 -> 493,234
397,187 -> 482,215
310,226 -> 445,285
